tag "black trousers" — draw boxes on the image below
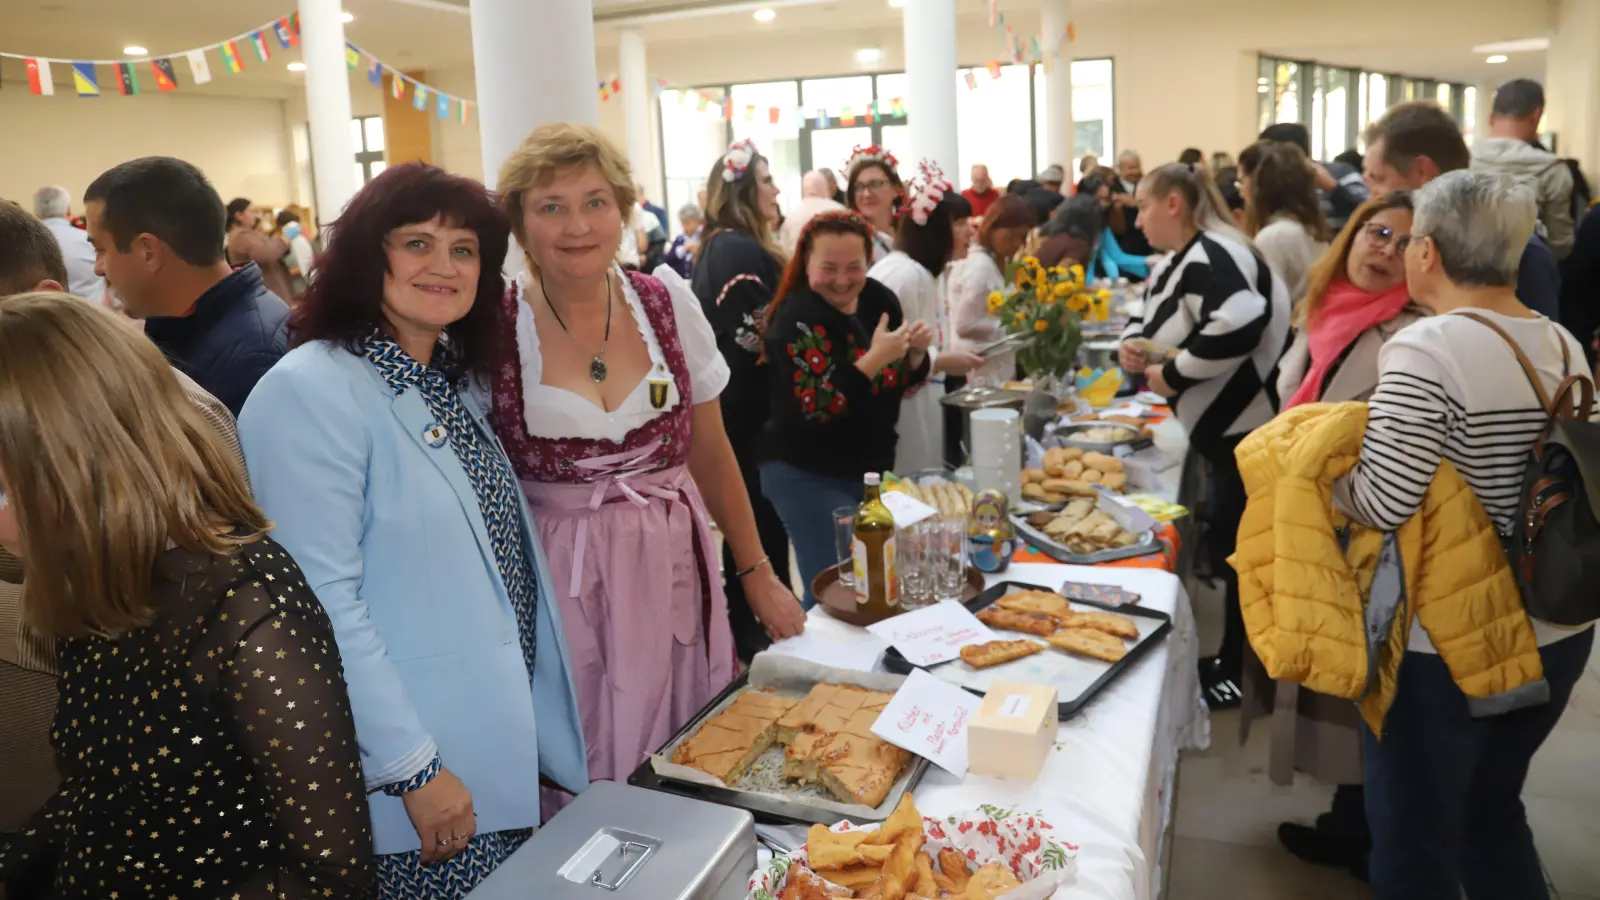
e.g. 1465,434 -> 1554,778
1203,436 -> 1248,678
722,437 -> 792,661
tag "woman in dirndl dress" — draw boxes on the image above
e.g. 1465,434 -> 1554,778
488,123 -> 806,803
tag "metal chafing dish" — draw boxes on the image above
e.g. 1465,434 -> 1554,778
464,781 -> 754,900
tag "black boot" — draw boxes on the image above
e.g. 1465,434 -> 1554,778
1278,785 -> 1369,881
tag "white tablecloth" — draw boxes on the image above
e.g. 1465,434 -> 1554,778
771,562 -> 1208,900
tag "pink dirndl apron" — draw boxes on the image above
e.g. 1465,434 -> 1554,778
489,271 -> 738,800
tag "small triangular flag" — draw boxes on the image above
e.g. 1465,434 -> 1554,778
186,50 -> 212,84
250,31 -> 272,62
345,45 -> 361,70
367,59 -> 382,86
116,62 -> 139,95
221,41 -> 244,74
71,62 -> 99,97
435,92 -> 450,120
275,17 -> 299,49
389,73 -> 405,100
26,58 -> 54,96
413,84 -> 428,111
151,58 -> 178,92
457,99 -> 469,125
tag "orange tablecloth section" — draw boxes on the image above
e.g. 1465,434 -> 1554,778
1013,521 -> 1182,572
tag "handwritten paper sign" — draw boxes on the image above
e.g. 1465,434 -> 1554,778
865,601 -> 996,667
880,490 -> 939,529
870,668 -> 984,777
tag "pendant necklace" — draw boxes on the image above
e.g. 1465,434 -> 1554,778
542,271 -> 613,383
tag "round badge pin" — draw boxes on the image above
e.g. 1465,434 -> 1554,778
423,423 -> 448,448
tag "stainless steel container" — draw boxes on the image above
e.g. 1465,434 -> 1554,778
1053,421 -> 1141,454
465,781 -> 755,900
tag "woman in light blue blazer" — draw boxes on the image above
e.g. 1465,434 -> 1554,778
238,164 -> 587,900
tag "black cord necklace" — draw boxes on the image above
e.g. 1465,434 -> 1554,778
541,270 -> 613,383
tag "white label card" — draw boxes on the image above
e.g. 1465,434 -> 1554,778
1094,486 -> 1158,534
865,601 -> 997,667
880,490 -> 939,529
998,694 -> 1031,719
870,668 -> 984,777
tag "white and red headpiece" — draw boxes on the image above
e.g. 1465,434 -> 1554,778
722,138 -> 760,183
900,159 -> 952,226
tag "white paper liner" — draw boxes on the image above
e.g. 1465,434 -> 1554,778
648,653 -> 919,820
929,587 -> 1166,702
747,808 -> 1077,900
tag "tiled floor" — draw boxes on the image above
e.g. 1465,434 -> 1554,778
1168,578 -> 1600,899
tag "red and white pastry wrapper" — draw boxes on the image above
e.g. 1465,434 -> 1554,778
748,806 -> 1077,900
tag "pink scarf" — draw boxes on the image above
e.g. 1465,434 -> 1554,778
1287,279 -> 1411,408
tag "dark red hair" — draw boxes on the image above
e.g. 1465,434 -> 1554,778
976,194 -> 1035,257
761,210 -> 873,357
289,162 -> 510,378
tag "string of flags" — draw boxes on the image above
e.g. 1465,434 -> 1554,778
984,0 -> 1075,71
0,12 -> 473,125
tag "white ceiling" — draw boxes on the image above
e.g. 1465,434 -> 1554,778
0,0 -> 1549,93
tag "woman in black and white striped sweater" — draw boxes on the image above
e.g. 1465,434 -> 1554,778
1118,162 -> 1292,706
1333,170 -> 1594,900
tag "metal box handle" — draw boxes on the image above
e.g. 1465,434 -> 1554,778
586,837 -> 655,891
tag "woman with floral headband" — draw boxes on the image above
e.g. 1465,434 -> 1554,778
761,210 -> 933,605
845,145 -> 904,263
869,160 -> 986,471
689,138 -> 797,658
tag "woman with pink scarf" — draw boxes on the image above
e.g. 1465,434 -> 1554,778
1263,190 -> 1428,878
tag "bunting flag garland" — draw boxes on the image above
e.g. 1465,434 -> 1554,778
435,92 -> 450,120
220,41 -> 244,74
26,58 -> 53,95
389,71 -> 405,99
275,17 -> 299,49
413,84 -> 429,111
186,49 -> 211,84
116,62 -> 139,95
151,58 -> 178,91
344,45 -> 360,69
250,31 -> 272,62
366,58 -> 382,86
71,63 -> 99,97
457,100 -> 469,125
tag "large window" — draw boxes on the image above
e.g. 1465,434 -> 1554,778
351,116 -> 385,185
1257,55 -> 1475,159
658,60 -> 1115,232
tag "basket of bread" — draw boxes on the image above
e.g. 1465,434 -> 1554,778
749,794 -> 1073,900
1020,446 -> 1125,506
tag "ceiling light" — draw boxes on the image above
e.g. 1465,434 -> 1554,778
123,45 -> 148,56
753,8 -> 775,22
1472,37 -> 1548,54
855,47 -> 884,65
340,10 -> 355,23
1486,54 -> 1508,64
287,61 -> 307,72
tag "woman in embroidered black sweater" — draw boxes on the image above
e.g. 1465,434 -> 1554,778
760,211 -> 931,605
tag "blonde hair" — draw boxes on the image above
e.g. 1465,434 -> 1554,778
0,293 -> 269,639
498,122 -> 637,269
1143,161 -> 1253,248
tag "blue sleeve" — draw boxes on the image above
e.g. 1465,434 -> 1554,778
1100,228 -> 1149,278
1517,235 -> 1562,320
237,359 -> 439,791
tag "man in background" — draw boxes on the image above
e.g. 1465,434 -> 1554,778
778,170 -> 845,254
1036,164 -> 1066,194
31,185 -> 106,303
1113,149 -> 1154,257
1365,101 -> 1561,320
85,158 -> 288,415
1260,122 -> 1370,232
1116,148 -> 1144,195
1471,78 -> 1575,260
962,164 -> 1000,217
0,200 -> 246,834
819,167 -> 846,206
637,182 -> 669,233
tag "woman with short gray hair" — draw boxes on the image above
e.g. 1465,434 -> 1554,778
1336,169 -> 1595,898
664,203 -> 704,279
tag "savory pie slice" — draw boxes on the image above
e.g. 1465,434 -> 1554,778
975,606 -> 1058,636
777,682 -> 843,743
1044,627 -> 1128,662
810,729 -> 910,808
959,639 -> 1046,669
671,690 -> 798,784
1057,610 -> 1140,640
993,590 -> 1073,621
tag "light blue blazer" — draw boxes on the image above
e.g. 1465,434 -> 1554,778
237,341 -> 588,855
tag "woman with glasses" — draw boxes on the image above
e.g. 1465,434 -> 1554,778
844,146 -> 904,263
1266,191 -> 1428,878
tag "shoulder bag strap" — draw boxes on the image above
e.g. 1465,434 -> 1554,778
1456,311 -> 1554,412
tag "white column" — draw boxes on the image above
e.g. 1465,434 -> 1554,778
902,0 -> 959,177
469,0 -> 599,190
1041,0 -> 1074,175
298,0 -> 358,226
619,29 -> 657,198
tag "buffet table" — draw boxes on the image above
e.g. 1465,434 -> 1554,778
763,413 -> 1209,900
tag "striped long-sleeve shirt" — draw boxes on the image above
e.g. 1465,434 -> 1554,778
1340,309 -> 1596,650
1122,229 -> 1291,455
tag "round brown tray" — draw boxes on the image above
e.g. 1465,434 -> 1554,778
811,564 -> 987,626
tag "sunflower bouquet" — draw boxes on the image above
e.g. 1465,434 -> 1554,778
986,257 -> 1111,379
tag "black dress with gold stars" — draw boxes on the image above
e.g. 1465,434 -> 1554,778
0,536 -> 373,899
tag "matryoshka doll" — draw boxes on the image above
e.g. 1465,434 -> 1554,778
967,488 -> 1018,573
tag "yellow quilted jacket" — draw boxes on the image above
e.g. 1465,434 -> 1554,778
1229,402 -> 1543,737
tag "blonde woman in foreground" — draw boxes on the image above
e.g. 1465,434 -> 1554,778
0,293 -> 371,900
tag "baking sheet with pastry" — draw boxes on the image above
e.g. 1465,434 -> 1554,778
630,654 -> 932,826
880,581 -> 1171,719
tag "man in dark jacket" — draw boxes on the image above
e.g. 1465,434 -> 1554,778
84,157 -> 288,415
1361,102 -> 1560,320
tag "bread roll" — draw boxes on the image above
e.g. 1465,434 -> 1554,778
1080,468 -> 1103,484
1022,467 -> 1047,485
1023,483 -> 1048,502
1061,460 -> 1085,479
1082,451 -> 1123,473
1102,472 -> 1127,492
1062,446 -> 1086,462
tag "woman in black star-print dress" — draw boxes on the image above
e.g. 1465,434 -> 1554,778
0,292 -> 373,900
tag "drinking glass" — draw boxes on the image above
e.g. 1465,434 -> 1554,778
932,516 -> 969,603
896,521 -> 935,609
832,506 -> 858,588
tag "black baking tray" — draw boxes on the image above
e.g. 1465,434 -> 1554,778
879,580 -> 1171,719
626,672 -> 932,827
